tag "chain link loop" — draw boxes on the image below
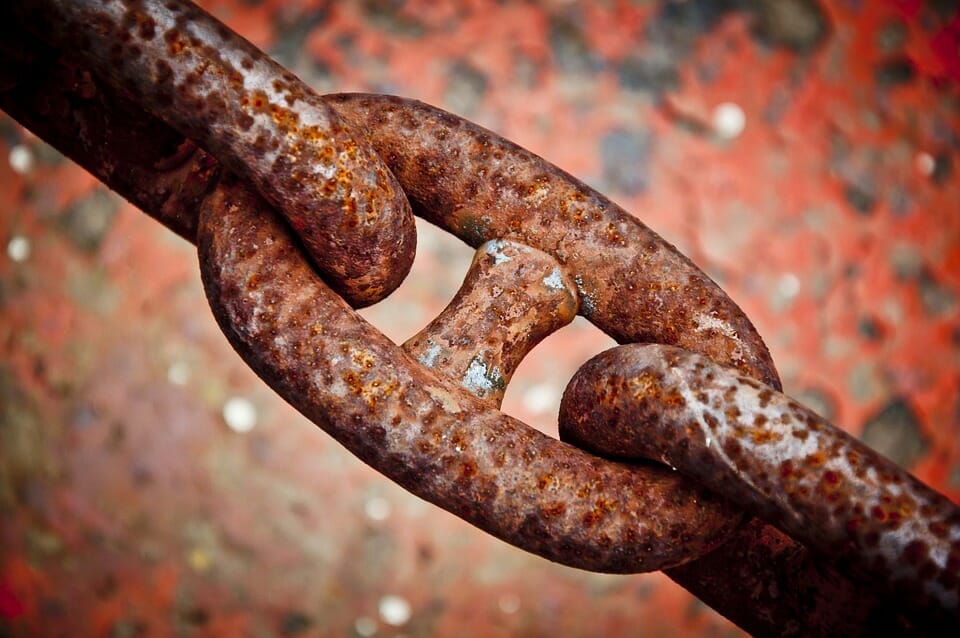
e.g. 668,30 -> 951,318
3,0 -> 958,634
15,0 -> 416,308
560,344 -> 960,612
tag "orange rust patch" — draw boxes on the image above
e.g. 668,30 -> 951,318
804,450 -> 827,467
541,502 -> 567,518
750,428 -> 782,445
164,28 -> 185,54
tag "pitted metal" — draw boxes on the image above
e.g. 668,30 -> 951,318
13,0 -> 416,308
2,1 -> 957,635
560,344 -> 960,613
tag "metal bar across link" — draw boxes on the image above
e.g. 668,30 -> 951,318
2,1 -> 958,635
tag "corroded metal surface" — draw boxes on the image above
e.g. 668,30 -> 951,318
324,94 -> 921,635
0,17 -> 925,637
327,93 -> 781,390
4,2 -> 956,633
560,344 -> 960,618
14,0 -> 415,307
197,178 -> 743,574
403,240 -> 578,407
0,27 -> 216,243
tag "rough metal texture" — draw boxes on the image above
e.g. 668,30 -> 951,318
0,47 -> 915,635
3,4 -> 954,635
14,0 -> 416,307
197,178 -> 743,574
403,240 -> 579,407
323,93 -> 923,635
0,27 -> 217,243
326,93 -> 781,390
560,344 -> 960,618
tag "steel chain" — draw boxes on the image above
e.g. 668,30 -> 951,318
4,0 -> 959,635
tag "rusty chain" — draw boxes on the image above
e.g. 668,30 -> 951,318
3,0 -> 959,635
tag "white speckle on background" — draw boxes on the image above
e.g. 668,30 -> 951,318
498,594 -> 521,614
9,145 -> 35,175
354,616 -> 377,636
777,273 -> 801,300
522,383 -> 559,415
915,152 -> 935,177
712,102 -> 746,139
167,361 -> 191,386
7,235 -> 30,262
378,595 -> 411,626
364,496 -> 391,521
223,397 -> 257,433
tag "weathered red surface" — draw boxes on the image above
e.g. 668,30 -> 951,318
1,1 -> 958,636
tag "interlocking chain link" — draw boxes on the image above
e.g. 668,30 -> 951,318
15,0 -> 416,308
560,345 -> 960,613
3,1 -> 958,635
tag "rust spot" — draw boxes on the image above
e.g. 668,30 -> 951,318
946,548 -> 960,572
139,16 -> 156,40
750,429 -> 781,445
722,438 -> 743,460
164,28 -> 185,55
541,502 -> 567,518
804,450 -> 827,467
702,412 -> 719,431
237,112 -> 254,131
757,389 -> 773,408
460,461 -> 478,478
929,521 -> 949,538
780,460 -> 795,479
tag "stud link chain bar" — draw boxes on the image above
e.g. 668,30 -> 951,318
3,1 -> 958,635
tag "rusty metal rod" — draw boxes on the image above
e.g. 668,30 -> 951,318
560,344 -> 960,616
0,13 -> 935,638
13,0 -> 416,307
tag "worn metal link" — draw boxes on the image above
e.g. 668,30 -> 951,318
560,345 -> 960,613
3,0 -> 958,635
198,175 -> 745,573
402,239 -> 580,409
13,0 -> 416,308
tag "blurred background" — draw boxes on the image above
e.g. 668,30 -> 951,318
1,0 -> 958,635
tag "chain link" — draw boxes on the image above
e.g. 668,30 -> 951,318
3,0 -> 958,634
560,345 -> 960,613
15,0 -> 416,308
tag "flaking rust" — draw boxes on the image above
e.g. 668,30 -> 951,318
15,0 -> 415,307
560,344 -> 960,619
1,11 -> 940,634
327,93 -> 780,389
197,179 -> 744,576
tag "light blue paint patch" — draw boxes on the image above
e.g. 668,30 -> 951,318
418,342 -> 443,368
461,356 -> 504,397
542,267 -> 564,290
484,240 -> 511,265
